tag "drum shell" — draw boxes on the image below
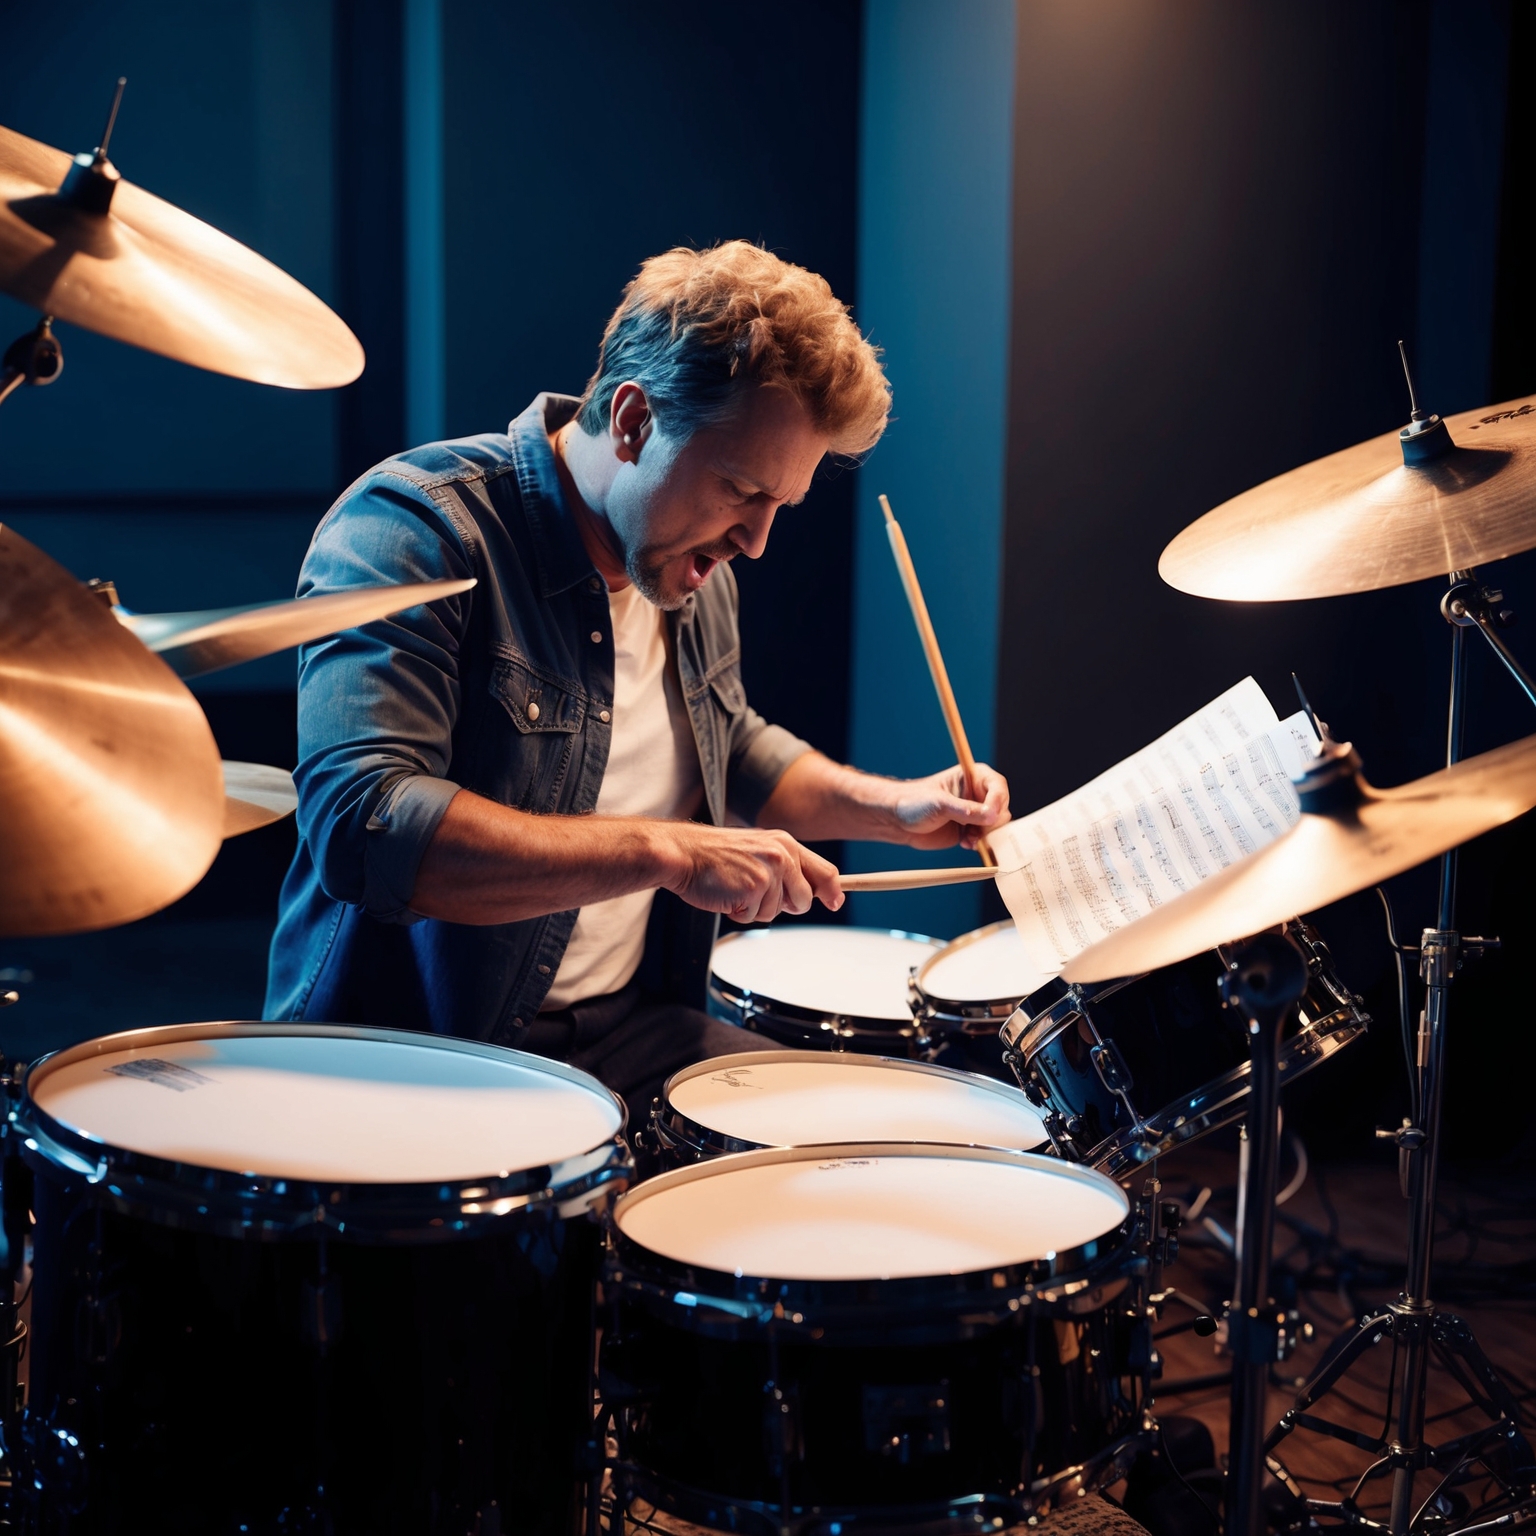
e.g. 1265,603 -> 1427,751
602,1147 -> 1147,1524
909,920 -> 1036,1040
12,1024 -> 631,1536
1002,922 -> 1367,1175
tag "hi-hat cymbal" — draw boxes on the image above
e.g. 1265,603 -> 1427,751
1062,735 -> 1536,983
222,761 -> 297,838
0,122 -> 363,389
0,525 -> 224,937
1160,395 -> 1536,601
117,579 -> 476,678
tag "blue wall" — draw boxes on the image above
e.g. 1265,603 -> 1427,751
847,0 -> 1016,940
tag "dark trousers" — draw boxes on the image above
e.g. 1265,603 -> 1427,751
520,981 -> 775,1134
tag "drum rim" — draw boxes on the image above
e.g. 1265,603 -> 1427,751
17,1021 -> 632,1235
652,1048 -> 1045,1161
609,1140 -> 1132,1308
709,926 -> 941,1032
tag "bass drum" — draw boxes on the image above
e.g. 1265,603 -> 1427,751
649,1048 -> 1046,1169
9,1023 -> 631,1535
1001,920 -> 1367,1176
707,926 -> 941,1055
602,1144 -> 1152,1532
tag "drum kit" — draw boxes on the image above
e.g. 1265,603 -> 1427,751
1,80 -> 1536,1536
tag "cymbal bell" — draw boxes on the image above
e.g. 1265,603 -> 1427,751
222,761 -> 297,838
1160,394 -> 1536,601
0,122 -> 363,389
1062,735 -> 1536,983
117,579 -> 476,678
0,525 -> 225,937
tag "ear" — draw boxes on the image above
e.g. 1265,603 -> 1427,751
609,382 -> 653,464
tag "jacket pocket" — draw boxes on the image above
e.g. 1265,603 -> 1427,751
489,651 -> 587,734
486,651 -> 587,811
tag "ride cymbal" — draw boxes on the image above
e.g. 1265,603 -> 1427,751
1160,395 -> 1536,601
117,579 -> 476,678
0,122 -> 363,389
1062,736 -> 1536,983
0,525 -> 224,937
222,761 -> 297,838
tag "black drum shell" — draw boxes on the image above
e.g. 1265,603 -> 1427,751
1003,922 -> 1367,1174
11,1024 -> 631,1536
601,1146 -> 1147,1524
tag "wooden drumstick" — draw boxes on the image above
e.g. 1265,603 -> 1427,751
879,493 -> 996,866
839,865 -> 1017,893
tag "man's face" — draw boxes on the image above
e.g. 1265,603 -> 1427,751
605,386 -> 830,609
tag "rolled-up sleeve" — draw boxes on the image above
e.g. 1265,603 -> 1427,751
727,712 -> 813,825
293,471 -> 476,923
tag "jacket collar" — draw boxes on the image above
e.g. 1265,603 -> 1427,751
509,393 -> 602,599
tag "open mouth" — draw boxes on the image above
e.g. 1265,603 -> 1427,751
686,552 -> 719,588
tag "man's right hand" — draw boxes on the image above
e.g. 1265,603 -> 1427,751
657,823 -> 844,924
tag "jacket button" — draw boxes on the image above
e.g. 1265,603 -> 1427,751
526,700 -> 541,721
588,577 -> 602,592
512,1017 -> 523,1028
599,709 -> 611,723
537,963 -> 551,975
590,630 -> 603,644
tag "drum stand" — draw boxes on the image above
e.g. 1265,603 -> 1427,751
1262,572 -> 1536,1536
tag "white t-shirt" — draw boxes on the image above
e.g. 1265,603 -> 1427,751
542,583 -> 704,1008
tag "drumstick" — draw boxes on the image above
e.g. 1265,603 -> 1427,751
879,494 -> 996,867
838,865 -> 1016,893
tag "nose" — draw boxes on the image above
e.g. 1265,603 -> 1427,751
729,503 -> 778,560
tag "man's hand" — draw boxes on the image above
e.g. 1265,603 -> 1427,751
884,762 -> 1011,850
757,752 -> 1011,850
658,823 -> 844,923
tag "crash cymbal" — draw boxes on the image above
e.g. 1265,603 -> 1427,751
1160,394 -> 1536,601
222,761 -> 296,838
0,525 -> 224,937
0,121 -> 363,389
1062,735 -> 1536,983
116,579 -> 476,678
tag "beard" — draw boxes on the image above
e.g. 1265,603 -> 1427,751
625,538 -> 737,610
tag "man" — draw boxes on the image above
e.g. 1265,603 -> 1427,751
266,241 -> 1009,1111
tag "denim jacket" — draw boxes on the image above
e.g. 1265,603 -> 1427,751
264,394 -> 811,1043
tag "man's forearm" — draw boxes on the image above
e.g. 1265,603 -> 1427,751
754,751 -> 902,842
411,790 -> 683,924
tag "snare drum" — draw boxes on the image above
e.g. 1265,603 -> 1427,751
707,926 -> 941,1054
602,1144 -> 1150,1530
1001,920 -> 1368,1176
11,1023 -> 630,1534
650,1049 -> 1047,1167
910,920 -> 1055,1038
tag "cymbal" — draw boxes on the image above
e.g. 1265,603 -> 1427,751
222,761 -> 297,838
1160,394 -> 1536,601
0,525 -> 224,937
0,122 -> 363,389
1062,735 -> 1536,983
117,579 -> 476,678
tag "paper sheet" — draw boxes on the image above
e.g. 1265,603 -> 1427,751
991,678 -> 1319,974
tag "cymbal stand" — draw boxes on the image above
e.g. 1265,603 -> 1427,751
1222,930 -> 1311,1536
1265,569 -> 1536,1536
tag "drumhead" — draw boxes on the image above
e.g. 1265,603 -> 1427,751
918,921 -> 1055,1005
29,1028 -> 622,1183
615,1145 -> 1128,1281
664,1052 -> 1045,1150
710,927 -> 939,1022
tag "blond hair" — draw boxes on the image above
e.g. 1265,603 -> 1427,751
577,241 -> 890,456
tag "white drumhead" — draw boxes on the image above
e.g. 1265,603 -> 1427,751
31,1031 -> 621,1183
668,1055 -> 1045,1149
617,1149 -> 1128,1280
710,927 -> 938,1021
919,922 -> 1056,1004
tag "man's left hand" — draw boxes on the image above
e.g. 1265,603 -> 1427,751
886,762 -> 1011,851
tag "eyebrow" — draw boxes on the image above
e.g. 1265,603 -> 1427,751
717,462 -> 806,506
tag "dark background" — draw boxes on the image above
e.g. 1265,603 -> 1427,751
0,0 -> 1530,1163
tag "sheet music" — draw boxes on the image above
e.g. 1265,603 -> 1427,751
991,678 -> 1319,974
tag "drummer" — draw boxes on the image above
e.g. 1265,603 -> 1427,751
265,241 -> 1010,1110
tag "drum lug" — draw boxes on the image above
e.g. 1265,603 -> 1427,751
1089,1040 -> 1135,1096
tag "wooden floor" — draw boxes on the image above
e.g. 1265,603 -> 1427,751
1143,1139 -> 1536,1528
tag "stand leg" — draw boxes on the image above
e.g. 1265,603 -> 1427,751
1222,932 -> 1309,1536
